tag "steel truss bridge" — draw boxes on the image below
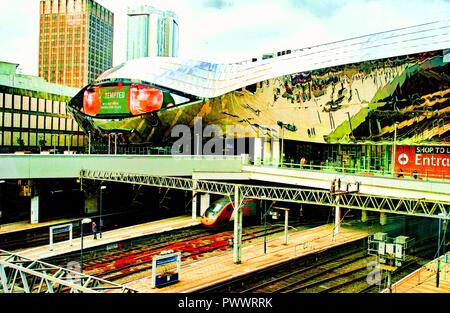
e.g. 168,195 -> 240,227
80,169 -> 450,219
0,249 -> 139,293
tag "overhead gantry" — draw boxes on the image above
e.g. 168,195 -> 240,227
80,169 -> 450,264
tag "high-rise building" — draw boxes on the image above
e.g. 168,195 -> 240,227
126,5 -> 179,60
39,0 -> 114,88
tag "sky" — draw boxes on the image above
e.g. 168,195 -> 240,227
0,0 -> 449,76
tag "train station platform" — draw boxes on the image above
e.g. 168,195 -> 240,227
125,224 -> 369,292
388,254 -> 450,293
15,215 -> 200,260
0,217 -> 81,235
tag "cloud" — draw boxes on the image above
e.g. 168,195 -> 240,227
203,0 -> 233,9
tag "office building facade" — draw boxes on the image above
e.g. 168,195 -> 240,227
39,0 -> 114,88
126,5 -> 179,60
0,61 -> 84,153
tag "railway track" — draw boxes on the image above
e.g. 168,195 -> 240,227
197,238 -> 437,293
0,210 -> 154,251
90,222 -> 312,283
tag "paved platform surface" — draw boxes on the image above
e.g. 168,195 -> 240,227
126,224 -> 368,292
388,255 -> 450,293
0,217 -> 81,235
15,216 -> 201,260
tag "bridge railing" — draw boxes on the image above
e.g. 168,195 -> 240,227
0,249 -> 139,293
270,161 -> 449,182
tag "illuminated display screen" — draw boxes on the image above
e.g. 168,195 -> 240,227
83,83 -> 164,117
99,85 -> 131,115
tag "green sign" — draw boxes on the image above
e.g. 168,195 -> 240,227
98,85 -> 130,115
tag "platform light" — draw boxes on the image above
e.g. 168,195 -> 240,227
80,218 -> 92,274
100,186 -> 106,238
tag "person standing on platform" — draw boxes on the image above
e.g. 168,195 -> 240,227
92,221 -> 98,240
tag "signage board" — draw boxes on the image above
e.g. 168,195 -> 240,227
395,145 -> 450,179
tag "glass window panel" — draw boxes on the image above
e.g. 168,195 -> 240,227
0,93 -> 3,107
29,115 -> 37,128
54,101 -> 60,114
45,134 -> 51,146
13,113 -> 21,127
59,118 -> 66,131
61,102 -> 67,114
38,116 -> 45,129
14,95 -> 21,110
5,94 -> 12,108
66,119 -> 72,130
38,99 -> 45,112
22,115 -> 29,128
45,116 -> 52,129
29,133 -> 37,146
4,112 -> 12,127
46,100 -> 53,113
3,131 -> 11,145
21,133 -> 28,146
31,98 -> 37,111
72,135 -> 78,147
59,135 -> 65,146
73,120 -> 79,131
22,97 -> 30,111
53,117 -> 59,130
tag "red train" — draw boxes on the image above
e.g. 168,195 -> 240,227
201,197 -> 259,227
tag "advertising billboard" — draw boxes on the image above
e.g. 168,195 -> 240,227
395,146 -> 450,179
82,84 -> 163,117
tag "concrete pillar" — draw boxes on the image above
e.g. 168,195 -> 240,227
192,180 -> 198,220
200,194 -> 210,216
361,210 -> 368,222
251,137 -> 262,165
284,209 -> 289,245
271,139 -> 280,167
263,139 -> 272,165
380,212 -> 387,225
192,191 -> 197,220
334,195 -> 340,235
233,185 -> 242,264
30,195 -> 39,224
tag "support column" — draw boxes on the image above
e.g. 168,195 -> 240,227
200,194 -> 210,216
361,210 -> 368,222
334,195 -> 340,236
192,181 -> 198,220
251,137 -> 262,166
380,212 -> 387,225
30,195 -> 39,224
263,139 -> 272,165
233,185 -> 242,264
284,209 -> 289,245
271,139 -> 280,167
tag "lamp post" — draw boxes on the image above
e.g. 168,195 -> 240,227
99,186 -> 106,238
88,131 -> 92,154
80,218 -> 92,274
0,180 -> 5,229
108,134 -> 111,154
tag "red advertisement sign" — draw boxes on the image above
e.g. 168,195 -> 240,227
395,146 -> 450,179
